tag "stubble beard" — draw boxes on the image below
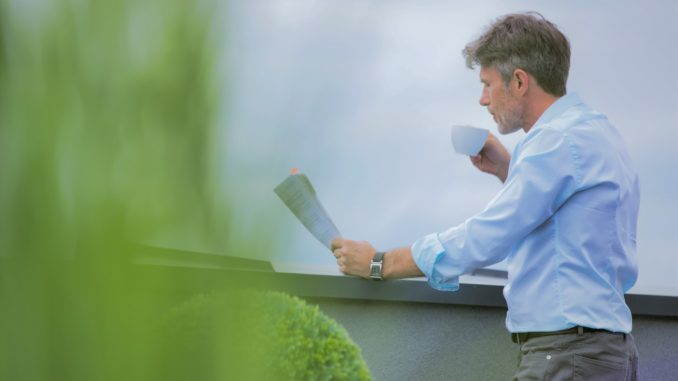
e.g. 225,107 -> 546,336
496,94 -> 525,135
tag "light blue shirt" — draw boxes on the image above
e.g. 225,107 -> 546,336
411,93 -> 640,333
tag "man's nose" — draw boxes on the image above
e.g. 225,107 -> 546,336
479,89 -> 489,106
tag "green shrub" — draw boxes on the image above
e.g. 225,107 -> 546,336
161,291 -> 372,381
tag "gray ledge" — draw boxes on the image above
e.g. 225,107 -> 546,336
131,245 -> 678,318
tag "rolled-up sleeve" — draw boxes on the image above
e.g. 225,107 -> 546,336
411,128 -> 580,291
411,232 -> 459,291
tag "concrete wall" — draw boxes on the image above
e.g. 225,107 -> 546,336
313,298 -> 678,381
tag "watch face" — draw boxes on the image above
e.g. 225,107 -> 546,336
370,263 -> 382,279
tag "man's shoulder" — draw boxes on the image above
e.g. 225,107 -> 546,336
547,101 -> 608,132
517,106 -> 614,159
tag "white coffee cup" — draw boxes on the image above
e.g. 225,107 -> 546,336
450,125 -> 489,156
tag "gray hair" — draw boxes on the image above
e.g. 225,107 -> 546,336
463,12 -> 570,96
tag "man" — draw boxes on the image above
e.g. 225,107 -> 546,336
331,12 -> 640,381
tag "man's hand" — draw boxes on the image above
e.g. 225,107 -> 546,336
331,238 -> 375,279
470,132 -> 511,183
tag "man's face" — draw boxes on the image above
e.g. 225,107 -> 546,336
479,66 -> 524,134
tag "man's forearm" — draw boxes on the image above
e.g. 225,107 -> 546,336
382,246 -> 425,279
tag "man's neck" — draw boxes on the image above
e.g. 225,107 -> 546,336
522,92 -> 560,133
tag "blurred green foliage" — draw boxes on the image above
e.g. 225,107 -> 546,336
0,0 -> 236,379
0,1 -> 371,379
0,0 -> 221,254
162,291 -> 372,381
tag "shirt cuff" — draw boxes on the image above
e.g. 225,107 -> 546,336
411,233 -> 460,292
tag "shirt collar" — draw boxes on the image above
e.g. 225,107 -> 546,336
532,92 -> 583,128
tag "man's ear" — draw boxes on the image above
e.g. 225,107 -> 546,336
512,69 -> 530,96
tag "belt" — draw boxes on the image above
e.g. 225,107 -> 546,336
511,326 -> 611,344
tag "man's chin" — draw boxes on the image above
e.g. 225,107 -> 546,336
496,120 -> 524,135
497,124 -> 519,135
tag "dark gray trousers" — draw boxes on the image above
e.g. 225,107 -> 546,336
512,331 -> 639,380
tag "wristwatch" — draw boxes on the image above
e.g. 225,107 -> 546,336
369,251 -> 386,280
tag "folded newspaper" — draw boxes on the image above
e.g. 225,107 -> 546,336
274,169 -> 341,251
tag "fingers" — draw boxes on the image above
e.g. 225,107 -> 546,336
470,154 -> 485,172
331,238 -> 372,277
331,237 -> 345,252
470,154 -> 481,165
335,255 -> 345,271
331,238 -> 346,261
333,247 -> 347,274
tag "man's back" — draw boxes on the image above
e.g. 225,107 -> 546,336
504,93 -> 640,333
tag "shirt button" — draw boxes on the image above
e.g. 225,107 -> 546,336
546,355 -> 552,360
